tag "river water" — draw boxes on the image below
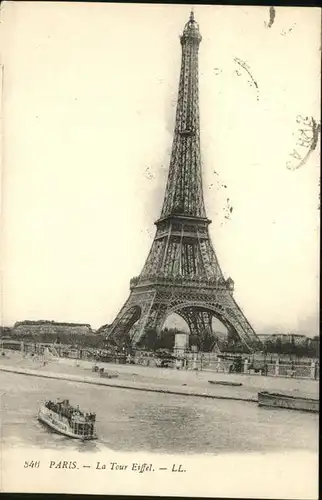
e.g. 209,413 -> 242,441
0,371 -> 318,455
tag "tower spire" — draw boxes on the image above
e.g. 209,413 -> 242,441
159,10 -> 205,220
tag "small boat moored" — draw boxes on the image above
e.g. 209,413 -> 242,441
258,391 -> 319,413
38,399 -> 97,440
208,380 -> 243,387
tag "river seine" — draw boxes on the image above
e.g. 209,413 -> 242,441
0,371 -> 318,454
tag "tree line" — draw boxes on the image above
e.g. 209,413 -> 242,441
1,326 -> 319,359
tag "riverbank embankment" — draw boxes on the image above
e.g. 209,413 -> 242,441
0,352 -> 319,402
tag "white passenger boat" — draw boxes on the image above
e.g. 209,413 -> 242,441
258,391 -> 319,413
38,399 -> 97,440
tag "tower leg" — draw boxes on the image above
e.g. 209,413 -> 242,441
107,291 -> 156,346
108,291 -> 171,349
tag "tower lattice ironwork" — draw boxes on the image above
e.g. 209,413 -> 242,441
106,12 -> 261,352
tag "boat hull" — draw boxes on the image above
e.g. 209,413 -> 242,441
208,380 -> 242,387
258,391 -> 319,413
38,408 -> 97,440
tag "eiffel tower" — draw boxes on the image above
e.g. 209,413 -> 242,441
106,11 -> 261,353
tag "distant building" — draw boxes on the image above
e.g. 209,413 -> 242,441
273,334 -> 308,345
256,334 -> 271,343
257,333 -> 308,346
290,334 -> 308,345
12,320 -> 93,337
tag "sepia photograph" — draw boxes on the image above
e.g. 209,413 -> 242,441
0,2 -> 320,498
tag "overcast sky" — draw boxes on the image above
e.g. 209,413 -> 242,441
0,3 -> 320,336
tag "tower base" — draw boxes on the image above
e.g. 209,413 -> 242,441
106,278 -> 261,353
